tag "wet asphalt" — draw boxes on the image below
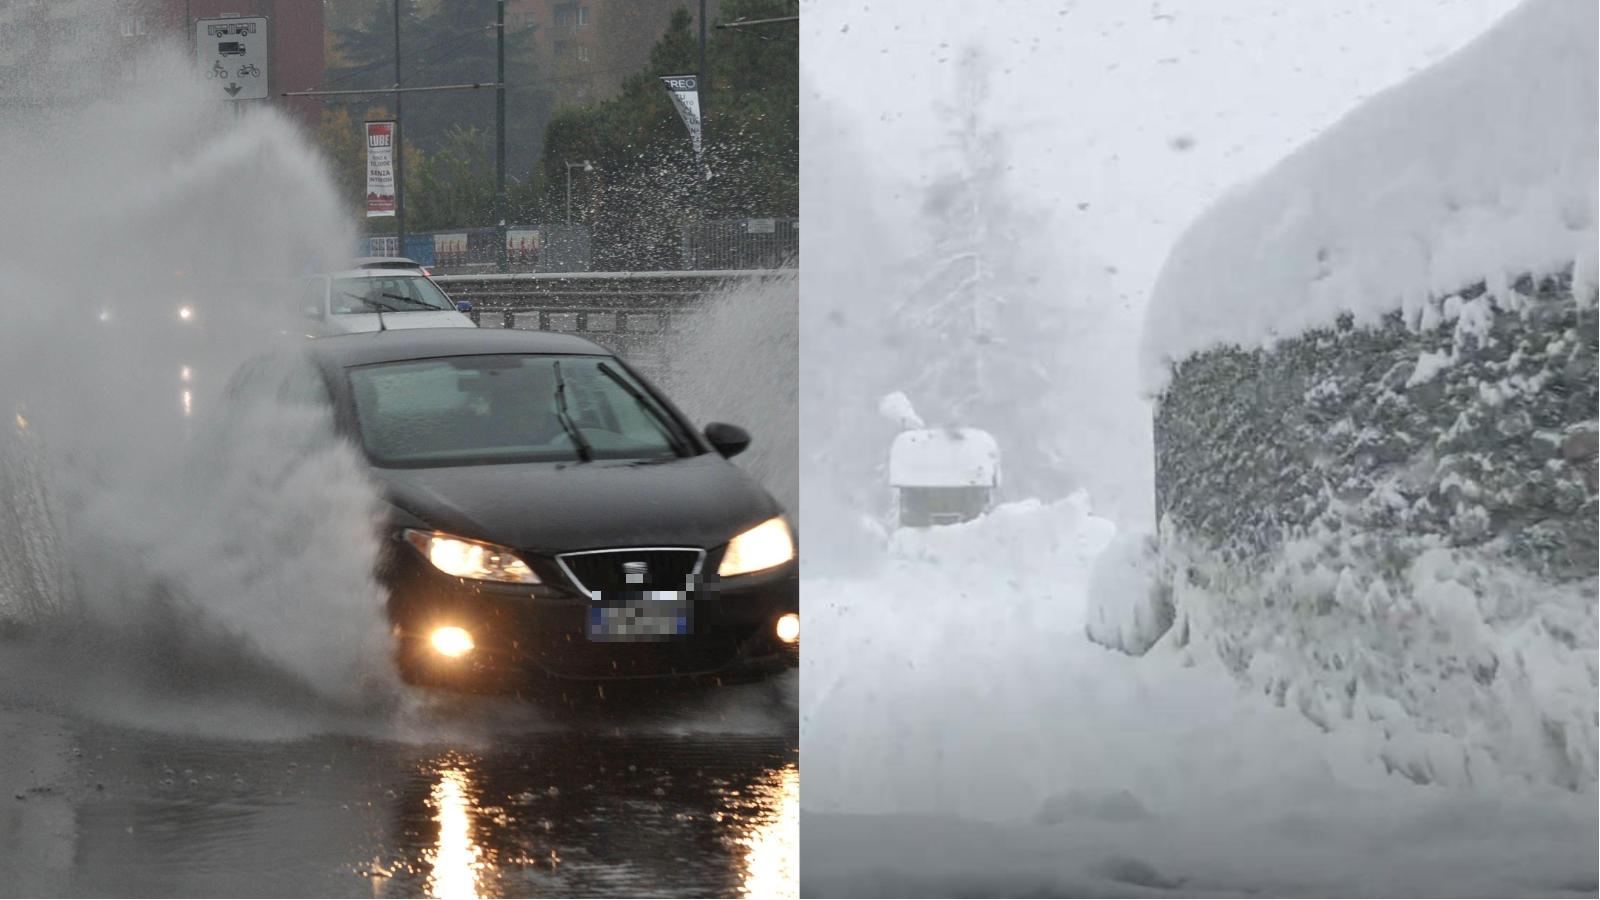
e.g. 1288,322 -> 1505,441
0,676 -> 798,898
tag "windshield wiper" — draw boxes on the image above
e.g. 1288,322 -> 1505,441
551,360 -> 593,462
339,292 -> 399,330
595,362 -> 692,455
381,291 -> 444,311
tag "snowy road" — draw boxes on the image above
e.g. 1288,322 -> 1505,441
0,673 -> 797,898
799,498 -> 1597,897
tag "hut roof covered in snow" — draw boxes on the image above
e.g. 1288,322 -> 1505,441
889,427 -> 1000,488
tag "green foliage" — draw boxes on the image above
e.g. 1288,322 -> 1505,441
318,0 -> 796,263
407,126 -> 496,231
322,0 -> 543,186
538,0 -> 798,269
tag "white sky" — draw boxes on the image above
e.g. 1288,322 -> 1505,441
801,0 -> 1526,310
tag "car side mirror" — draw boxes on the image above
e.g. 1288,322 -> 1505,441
703,422 -> 751,458
455,299 -> 474,312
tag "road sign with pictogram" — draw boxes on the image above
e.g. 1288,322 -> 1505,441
195,16 -> 268,101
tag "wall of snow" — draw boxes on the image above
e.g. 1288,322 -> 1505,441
1149,273 -> 1597,790
1131,0 -> 1598,790
1140,0 -> 1597,391
1157,273 -> 1598,581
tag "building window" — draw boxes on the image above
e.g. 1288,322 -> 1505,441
577,6 -> 589,26
576,44 -> 589,62
553,40 -> 567,59
554,3 -> 576,28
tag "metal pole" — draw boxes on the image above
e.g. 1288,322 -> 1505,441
393,0 -> 406,258
565,166 -> 573,224
698,0 -> 709,192
283,82 -> 502,97
495,0 -> 508,273
697,0 -> 707,108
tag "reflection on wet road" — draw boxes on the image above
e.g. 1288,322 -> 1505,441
0,684 -> 797,898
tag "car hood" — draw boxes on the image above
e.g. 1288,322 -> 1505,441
324,311 -> 475,334
371,453 -> 784,553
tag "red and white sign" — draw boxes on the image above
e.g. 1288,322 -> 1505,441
365,121 -> 396,218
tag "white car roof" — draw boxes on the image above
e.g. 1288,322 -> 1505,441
889,427 -> 1000,488
317,269 -> 432,279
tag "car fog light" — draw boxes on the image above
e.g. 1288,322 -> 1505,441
775,613 -> 799,644
430,626 -> 475,658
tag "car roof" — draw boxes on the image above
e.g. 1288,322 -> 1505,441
318,268 -> 432,279
351,256 -> 425,269
306,327 -> 612,368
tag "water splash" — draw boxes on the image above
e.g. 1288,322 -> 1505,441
667,270 -> 799,517
0,37 -> 395,711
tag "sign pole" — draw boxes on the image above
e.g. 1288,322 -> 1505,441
393,0 -> 406,258
194,15 -> 269,102
698,0 -> 707,116
495,0 -> 508,273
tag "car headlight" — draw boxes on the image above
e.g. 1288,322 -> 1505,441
718,517 -> 795,577
403,529 -> 540,584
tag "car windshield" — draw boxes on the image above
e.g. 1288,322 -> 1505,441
347,354 -> 690,467
330,274 -> 453,314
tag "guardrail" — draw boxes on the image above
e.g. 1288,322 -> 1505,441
431,269 -> 792,387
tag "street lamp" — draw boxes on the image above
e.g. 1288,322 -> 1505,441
565,159 -> 593,225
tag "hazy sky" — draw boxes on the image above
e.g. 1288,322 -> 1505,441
801,0 -> 1526,309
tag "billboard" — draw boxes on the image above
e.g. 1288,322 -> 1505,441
365,121 -> 396,218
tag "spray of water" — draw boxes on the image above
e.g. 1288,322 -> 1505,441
669,271 -> 799,517
0,22 -> 798,735
0,38 -> 396,712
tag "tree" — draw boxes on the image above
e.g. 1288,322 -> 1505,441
537,0 -> 798,269
407,126 -> 496,231
892,45 -> 1100,502
314,103 -> 430,227
322,0 -> 543,180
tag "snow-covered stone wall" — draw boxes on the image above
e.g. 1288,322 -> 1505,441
1127,0 -> 1598,791
1156,271 -> 1597,581
1149,273 -> 1597,789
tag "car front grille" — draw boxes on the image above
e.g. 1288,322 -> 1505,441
556,547 -> 705,594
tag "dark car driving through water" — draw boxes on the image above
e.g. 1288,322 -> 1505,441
225,328 -> 798,693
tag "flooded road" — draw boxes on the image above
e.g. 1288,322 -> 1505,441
0,679 -> 797,898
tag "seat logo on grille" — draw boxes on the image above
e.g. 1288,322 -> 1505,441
622,560 -> 649,584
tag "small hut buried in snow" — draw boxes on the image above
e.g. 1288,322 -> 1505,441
889,427 -> 1000,527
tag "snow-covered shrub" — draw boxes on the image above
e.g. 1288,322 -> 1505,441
1084,530 -> 1171,655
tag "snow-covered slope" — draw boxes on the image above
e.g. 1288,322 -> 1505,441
801,498 -> 1598,894
1141,0 -> 1597,388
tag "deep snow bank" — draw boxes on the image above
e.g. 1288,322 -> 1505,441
803,496 -> 1596,895
802,496 -> 1115,820
1140,0 -> 1597,389
1116,0 -> 1599,794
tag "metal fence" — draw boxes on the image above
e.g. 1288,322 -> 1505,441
680,218 -> 799,271
361,225 -> 592,274
366,219 -> 797,274
432,269 -> 785,391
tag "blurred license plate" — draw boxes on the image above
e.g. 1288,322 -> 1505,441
587,590 -> 691,642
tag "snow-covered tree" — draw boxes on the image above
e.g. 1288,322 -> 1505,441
892,45 -> 1102,502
